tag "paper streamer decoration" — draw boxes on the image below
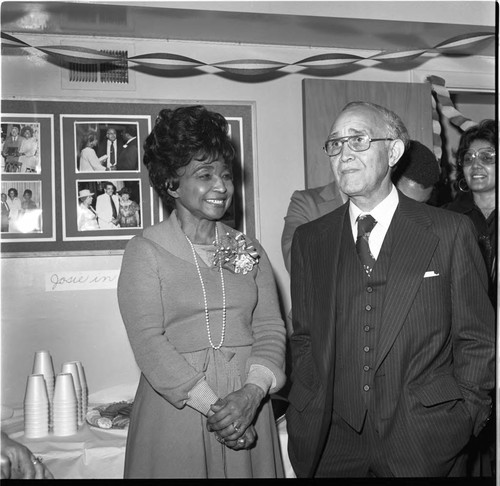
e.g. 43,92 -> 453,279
426,75 -> 479,163
1,31 -> 494,76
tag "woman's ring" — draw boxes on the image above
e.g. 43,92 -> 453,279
32,456 -> 42,465
233,422 -> 240,432
237,437 -> 245,445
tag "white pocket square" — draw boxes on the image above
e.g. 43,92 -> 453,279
424,271 -> 440,278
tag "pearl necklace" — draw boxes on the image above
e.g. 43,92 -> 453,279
185,226 -> 226,350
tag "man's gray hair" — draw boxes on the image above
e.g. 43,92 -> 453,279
342,101 -> 410,149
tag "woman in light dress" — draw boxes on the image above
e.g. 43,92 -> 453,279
18,127 -> 39,173
118,105 -> 286,478
77,189 -> 99,231
79,131 -> 107,172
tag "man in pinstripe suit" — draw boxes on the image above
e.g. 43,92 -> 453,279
286,101 -> 495,478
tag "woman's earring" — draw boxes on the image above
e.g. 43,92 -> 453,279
458,178 -> 470,193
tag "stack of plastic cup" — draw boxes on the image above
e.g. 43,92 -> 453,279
24,374 -> 49,438
52,373 -> 78,436
61,362 -> 83,426
31,350 -> 55,428
68,361 -> 88,421
31,351 -> 55,402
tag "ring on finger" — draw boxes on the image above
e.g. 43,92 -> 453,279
237,437 -> 245,445
233,422 -> 240,433
32,456 -> 43,465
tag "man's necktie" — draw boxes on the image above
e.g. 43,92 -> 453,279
110,142 -> 116,167
356,214 -> 377,277
110,195 -> 117,220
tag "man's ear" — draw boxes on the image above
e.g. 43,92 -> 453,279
388,139 -> 405,168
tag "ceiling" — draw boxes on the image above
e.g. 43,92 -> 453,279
1,1 -> 496,56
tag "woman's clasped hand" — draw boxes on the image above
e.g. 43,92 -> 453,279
207,384 -> 266,449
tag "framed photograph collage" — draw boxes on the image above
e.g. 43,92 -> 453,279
1,100 -> 255,255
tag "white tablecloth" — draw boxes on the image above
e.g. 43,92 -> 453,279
2,383 -> 295,479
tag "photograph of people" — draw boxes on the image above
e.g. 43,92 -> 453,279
78,130 -> 108,172
18,126 -> 39,173
17,188 -> 42,233
97,127 -> 121,171
77,188 -> 99,231
117,105 -> 286,478
6,187 -> 22,232
1,193 -> 10,232
2,125 -> 24,172
117,186 -> 140,227
117,125 -> 139,171
95,181 -> 120,228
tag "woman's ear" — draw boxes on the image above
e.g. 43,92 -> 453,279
166,181 -> 178,198
388,139 -> 405,168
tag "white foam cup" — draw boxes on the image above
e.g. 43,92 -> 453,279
32,351 -> 55,400
24,374 -> 49,406
61,362 -> 82,424
53,373 -> 77,404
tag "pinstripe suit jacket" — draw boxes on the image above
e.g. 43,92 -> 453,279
286,190 -> 495,478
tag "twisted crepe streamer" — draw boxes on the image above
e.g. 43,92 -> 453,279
1,31 -> 494,76
427,75 -> 479,163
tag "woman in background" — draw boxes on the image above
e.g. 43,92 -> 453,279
444,119 -> 496,304
77,189 -> 99,231
117,187 -> 140,227
117,105 -> 286,478
443,119 -> 496,478
79,131 -> 107,172
18,127 -> 38,173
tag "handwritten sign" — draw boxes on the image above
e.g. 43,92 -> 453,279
45,270 -> 120,292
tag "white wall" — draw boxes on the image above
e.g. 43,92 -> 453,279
1,34 -> 494,407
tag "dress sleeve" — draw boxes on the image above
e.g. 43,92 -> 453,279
245,241 -> 286,394
117,236 -> 209,409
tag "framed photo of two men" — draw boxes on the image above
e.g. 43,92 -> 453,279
1,99 -> 255,255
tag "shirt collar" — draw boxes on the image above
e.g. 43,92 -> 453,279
349,184 -> 399,230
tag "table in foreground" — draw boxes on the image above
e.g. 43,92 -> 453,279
8,421 -> 127,479
4,410 -> 294,478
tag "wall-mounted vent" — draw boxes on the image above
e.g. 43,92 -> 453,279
62,43 -> 135,91
69,50 -> 128,84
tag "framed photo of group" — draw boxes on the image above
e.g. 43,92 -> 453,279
1,99 -> 255,255
1,114 -> 55,243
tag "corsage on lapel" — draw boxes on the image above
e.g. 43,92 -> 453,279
213,232 -> 260,274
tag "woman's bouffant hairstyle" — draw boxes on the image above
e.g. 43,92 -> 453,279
143,105 -> 236,211
80,130 -> 98,152
20,126 -> 32,138
455,119 -> 496,189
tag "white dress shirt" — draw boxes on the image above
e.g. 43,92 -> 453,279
349,184 -> 399,259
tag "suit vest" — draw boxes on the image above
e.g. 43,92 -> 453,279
332,215 -> 394,432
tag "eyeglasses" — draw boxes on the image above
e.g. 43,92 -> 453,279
459,148 -> 496,167
323,134 -> 394,156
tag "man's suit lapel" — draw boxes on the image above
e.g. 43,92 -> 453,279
375,197 -> 439,371
313,204 -> 346,376
308,204 -> 346,477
